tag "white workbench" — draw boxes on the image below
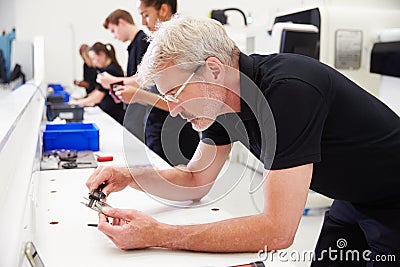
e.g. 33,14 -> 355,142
33,107 -> 324,267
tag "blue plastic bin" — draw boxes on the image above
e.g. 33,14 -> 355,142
43,123 -> 99,151
48,83 -> 64,92
53,91 -> 70,102
47,83 -> 69,102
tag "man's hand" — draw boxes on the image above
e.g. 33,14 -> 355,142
69,98 -> 95,107
98,207 -> 166,250
115,85 -> 138,104
96,72 -> 119,89
86,166 -> 134,197
73,79 -> 89,89
68,99 -> 79,105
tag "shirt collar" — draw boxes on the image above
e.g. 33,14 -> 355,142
239,52 -> 257,121
127,30 -> 143,52
127,38 -> 135,52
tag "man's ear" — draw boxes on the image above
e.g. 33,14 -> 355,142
117,18 -> 125,26
159,4 -> 171,21
205,57 -> 224,81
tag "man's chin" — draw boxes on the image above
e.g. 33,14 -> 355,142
190,118 -> 214,132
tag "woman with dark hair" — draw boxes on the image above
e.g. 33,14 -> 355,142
135,0 -> 200,166
136,0 -> 177,31
71,42 -> 125,124
73,44 -> 97,95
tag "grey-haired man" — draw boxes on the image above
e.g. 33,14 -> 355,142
86,16 -> 400,266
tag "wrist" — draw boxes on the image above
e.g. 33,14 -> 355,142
119,167 -> 135,185
126,167 -> 147,190
155,223 -> 185,249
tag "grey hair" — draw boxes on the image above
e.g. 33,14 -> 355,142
137,15 -> 240,87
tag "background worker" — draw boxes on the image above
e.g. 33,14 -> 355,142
99,0 -> 199,165
103,9 -> 148,141
73,44 -> 97,96
86,17 -> 400,266
71,42 -> 125,124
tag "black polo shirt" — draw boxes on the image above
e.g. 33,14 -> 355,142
96,62 -> 125,124
124,30 -> 149,141
202,53 -> 400,203
127,30 -> 149,76
83,63 -> 97,94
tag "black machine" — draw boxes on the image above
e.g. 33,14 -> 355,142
46,101 -> 84,122
370,41 -> 400,78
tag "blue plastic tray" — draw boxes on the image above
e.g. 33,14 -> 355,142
48,83 -> 64,92
43,123 -> 99,151
53,91 -> 70,102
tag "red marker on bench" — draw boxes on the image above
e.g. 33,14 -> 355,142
96,155 -> 113,162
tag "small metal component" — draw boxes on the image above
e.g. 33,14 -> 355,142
46,149 -> 77,161
61,161 -> 92,169
81,197 -> 111,213
81,183 -> 111,213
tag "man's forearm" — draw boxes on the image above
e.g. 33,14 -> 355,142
151,164 -> 312,252
155,214 -> 290,252
128,167 -> 212,201
131,89 -> 169,111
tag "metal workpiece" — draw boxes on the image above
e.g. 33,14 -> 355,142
81,183 -> 111,213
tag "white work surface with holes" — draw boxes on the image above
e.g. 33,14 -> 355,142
34,107 -> 323,267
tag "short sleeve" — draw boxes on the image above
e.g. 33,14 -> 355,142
267,79 -> 329,169
96,81 -> 108,93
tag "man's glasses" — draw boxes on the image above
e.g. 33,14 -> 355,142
159,63 -> 203,103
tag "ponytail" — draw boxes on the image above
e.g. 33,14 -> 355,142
90,42 -> 123,73
104,43 -> 123,73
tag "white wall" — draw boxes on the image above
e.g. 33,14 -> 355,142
9,0 -> 304,87
3,0 -> 398,102
10,0 -> 397,92
14,0 -> 143,86
0,0 -> 15,33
